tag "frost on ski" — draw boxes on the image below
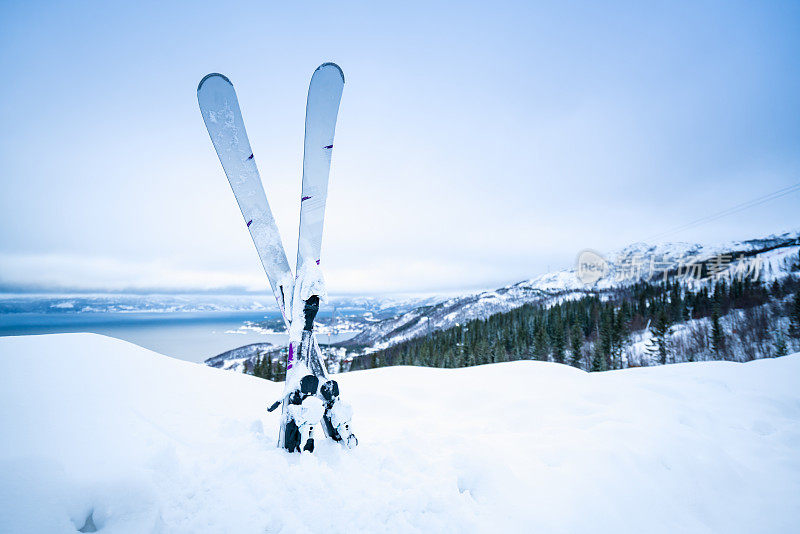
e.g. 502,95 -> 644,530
284,63 -> 342,383
282,359 -> 313,393
197,73 -> 294,317
288,261 -> 328,345
296,63 -> 344,274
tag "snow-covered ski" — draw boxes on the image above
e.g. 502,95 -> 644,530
296,62 -> 344,278
197,73 -> 294,321
280,63 -> 357,450
287,62 -> 345,373
198,66 -> 356,452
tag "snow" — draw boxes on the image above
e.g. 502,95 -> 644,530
2,333 -> 800,533
352,231 -> 800,350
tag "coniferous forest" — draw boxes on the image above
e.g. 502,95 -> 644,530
247,352 -> 288,381
348,273 -> 800,373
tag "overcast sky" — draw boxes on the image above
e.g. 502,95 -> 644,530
1,1 -> 798,295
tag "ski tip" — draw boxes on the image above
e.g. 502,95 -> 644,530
316,62 -> 345,84
197,72 -> 233,92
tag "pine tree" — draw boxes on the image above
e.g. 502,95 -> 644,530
569,324 -> 584,368
711,301 -> 725,358
611,309 -> 627,369
790,288 -> 800,339
533,322 -> 548,361
465,346 -> 476,367
668,281 -> 683,323
774,335 -> 789,358
265,354 -> 273,381
591,342 -> 606,372
598,307 -> 613,370
647,309 -> 671,365
552,316 -> 566,364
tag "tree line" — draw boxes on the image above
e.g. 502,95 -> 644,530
349,273 -> 800,373
245,350 -> 288,381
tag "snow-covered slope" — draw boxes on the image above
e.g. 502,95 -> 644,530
2,334 -> 799,533
348,231 -> 800,349
204,342 -> 278,371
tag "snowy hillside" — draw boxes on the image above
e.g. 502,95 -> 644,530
2,334 -> 799,533
348,231 -> 800,349
204,342 -> 278,371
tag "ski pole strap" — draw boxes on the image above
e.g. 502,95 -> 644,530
267,400 -> 281,412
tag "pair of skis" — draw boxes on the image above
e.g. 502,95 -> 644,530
197,63 -> 356,452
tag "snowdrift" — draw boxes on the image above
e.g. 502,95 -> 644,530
1,334 -> 799,533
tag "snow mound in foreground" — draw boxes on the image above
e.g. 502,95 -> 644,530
1,334 -> 799,533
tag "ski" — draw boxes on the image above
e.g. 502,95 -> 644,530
296,62 -> 344,278
197,73 -> 294,321
198,66 -> 356,452
288,62 -> 345,374
280,63 -> 357,450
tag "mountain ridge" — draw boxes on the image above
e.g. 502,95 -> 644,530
344,230 -> 800,351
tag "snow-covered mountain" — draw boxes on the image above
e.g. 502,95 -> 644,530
328,293 -> 447,315
347,231 -> 800,350
0,293 -> 441,316
205,342 -> 279,371
2,333 -> 799,532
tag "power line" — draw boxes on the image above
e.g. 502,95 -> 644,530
643,182 -> 800,242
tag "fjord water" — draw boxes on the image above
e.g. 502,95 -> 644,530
0,311 -> 354,363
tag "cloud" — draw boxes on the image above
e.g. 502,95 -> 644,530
0,253 -> 267,294
0,251 -> 519,295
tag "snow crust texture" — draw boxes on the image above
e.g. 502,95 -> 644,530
1,334 -> 799,533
